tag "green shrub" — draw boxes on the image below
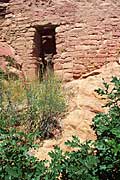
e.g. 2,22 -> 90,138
0,76 -> 120,180
47,76 -> 120,180
92,77 -> 120,179
0,56 -> 26,129
0,127 -> 47,180
0,69 -> 66,139
47,137 -> 99,180
0,73 -> 26,129
24,75 -> 66,139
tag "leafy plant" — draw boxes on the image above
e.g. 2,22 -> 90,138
47,76 -> 120,180
0,127 -> 47,180
60,137 -> 98,180
0,75 -> 120,180
93,77 -> 120,179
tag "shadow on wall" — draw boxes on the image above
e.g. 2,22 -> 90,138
33,24 -> 57,79
0,0 -> 10,17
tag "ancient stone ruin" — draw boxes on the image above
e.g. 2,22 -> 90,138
0,0 -> 120,81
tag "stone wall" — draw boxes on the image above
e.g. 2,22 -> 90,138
0,0 -> 120,81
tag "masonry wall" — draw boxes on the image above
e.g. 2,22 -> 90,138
0,0 -> 120,81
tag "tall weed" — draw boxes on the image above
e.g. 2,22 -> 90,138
25,75 -> 66,139
0,76 -> 120,180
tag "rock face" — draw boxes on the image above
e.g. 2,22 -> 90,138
0,42 -> 24,79
0,42 -> 14,57
0,0 -> 120,80
34,62 -> 120,160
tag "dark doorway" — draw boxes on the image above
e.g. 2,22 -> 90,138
0,0 -> 9,2
0,0 -> 9,18
34,24 -> 57,79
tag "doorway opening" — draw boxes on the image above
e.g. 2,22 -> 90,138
0,0 -> 9,18
34,24 -> 57,79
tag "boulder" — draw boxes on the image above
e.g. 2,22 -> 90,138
34,61 -> 120,160
0,42 -> 24,79
0,42 -> 15,57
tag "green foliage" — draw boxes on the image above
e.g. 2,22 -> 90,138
24,75 -> 66,139
61,137 -> 98,180
47,146 -> 65,179
93,77 -> 120,179
0,76 -> 120,179
0,70 -> 66,139
0,127 -> 47,180
47,76 -> 120,180
0,79 -> 24,129
95,77 -> 120,108
0,56 -> 25,128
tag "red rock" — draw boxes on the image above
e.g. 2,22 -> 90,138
0,42 -> 15,57
0,42 -> 24,79
35,62 -> 120,160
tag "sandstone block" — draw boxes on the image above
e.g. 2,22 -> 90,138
54,62 -> 63,70
63,62 -> 73,69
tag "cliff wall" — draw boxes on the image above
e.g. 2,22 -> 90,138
0,0 -> 120,80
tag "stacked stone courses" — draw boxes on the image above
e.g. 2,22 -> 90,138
0,0 -> 120,81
